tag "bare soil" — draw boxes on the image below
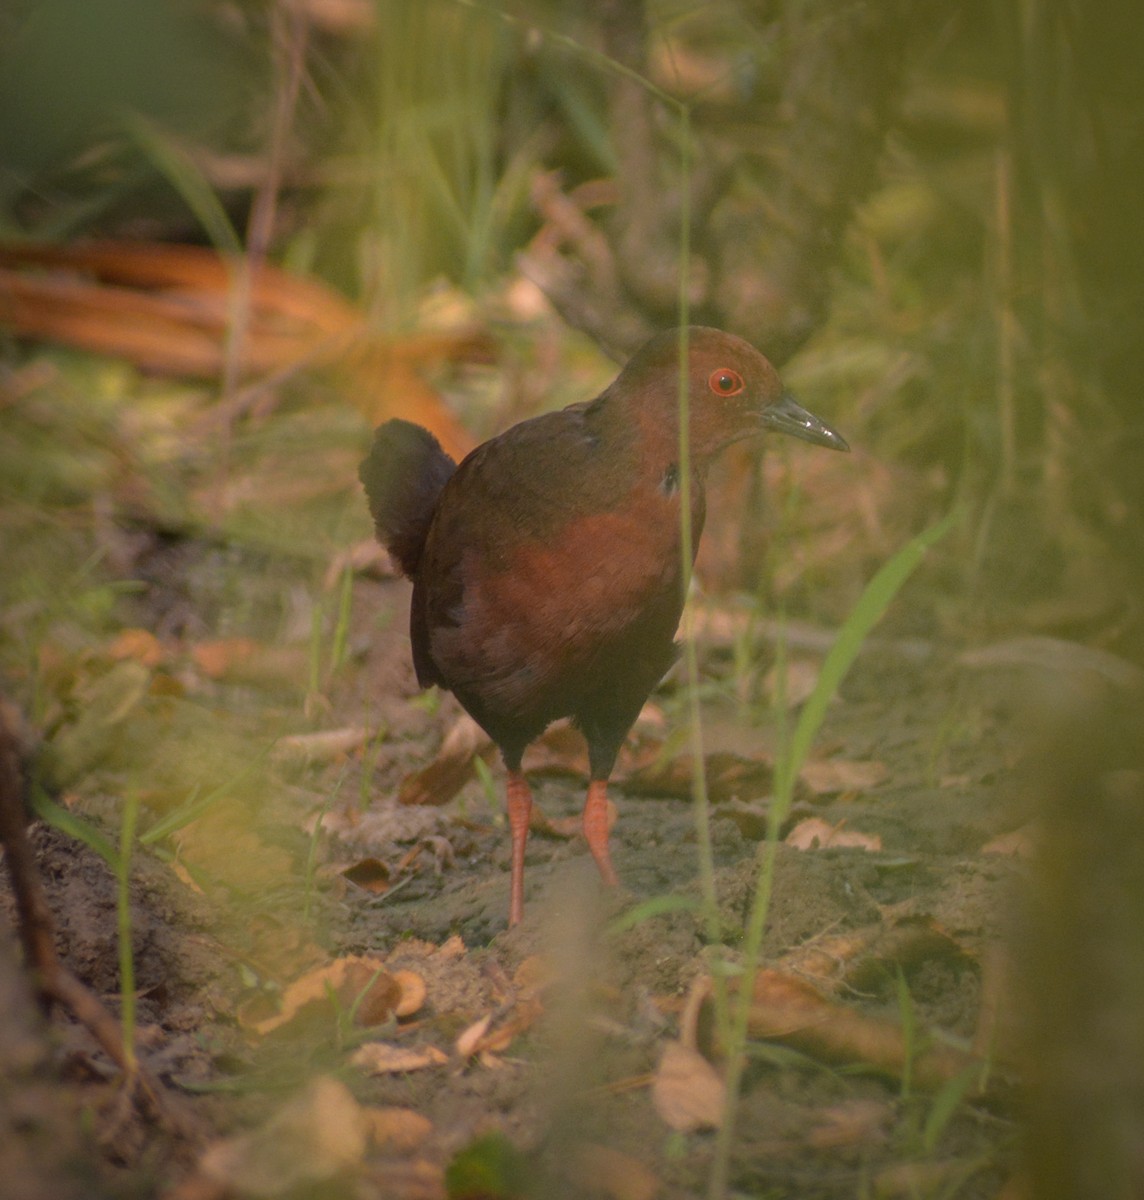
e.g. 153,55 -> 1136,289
2,541 -> 1028,1199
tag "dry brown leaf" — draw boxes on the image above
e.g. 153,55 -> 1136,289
273,726 -> 374,764
190,637 -> 259,679
199,1076 -> 368,1196
529,807 -> 583,838
393,970 -> 427,1018
775,928 -> 883,987
399,714 -> 494,807
0,240 -> 487,460
364,1106 -> 433,1153
251,955 -> 405,1035
707,970 -> 983,1092
456,994 -> 544,1060
958,635 -> 1144,692
106,627 -> 164,667
765,656 -> 823,709
874,1160 -> 972,1198
524,721 -> 592,778
342,331 -> 491,459
799,758 -> 889,796
623,748 -> 776,802
361,1158 -> 447,1200
853,919 -> 968,983
435,934 -> 467,960
786,817 -> 882,852
455,1013 -> 493,1060
528,720 -> 778,806
651,1040 -> 725,1132
678,976 -> 712,1050
530,798 -> 616,840
805,1100 -> 892,1150
341,857 -> 391,894
174,810 -> 294,894
351,1042 -> 448,1074
939,772 -> 974,788
169,860 -> 204,896
981,825 -> 1035,858
573,1143 -> 661,1200
190,637 -> 307,689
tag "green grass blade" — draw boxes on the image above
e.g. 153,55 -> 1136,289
775,506 -> 963,804
120,111 -> 241,256
31,787 -> 121,872
605,893 -> 701,936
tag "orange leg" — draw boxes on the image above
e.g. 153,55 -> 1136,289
505,771 -> 533,926
583,779 -> 619,887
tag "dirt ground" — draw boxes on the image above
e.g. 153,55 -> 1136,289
8,315 -> 1109,1198
1,531 -> 1036,1199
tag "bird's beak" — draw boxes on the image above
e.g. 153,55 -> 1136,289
761,391 -> 850,452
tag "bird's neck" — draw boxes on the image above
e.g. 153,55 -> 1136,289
593,386 -> 713,478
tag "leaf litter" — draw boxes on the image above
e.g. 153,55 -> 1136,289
0,301 -> 1030,1198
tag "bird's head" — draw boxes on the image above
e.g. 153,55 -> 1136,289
617,326 -> 849,460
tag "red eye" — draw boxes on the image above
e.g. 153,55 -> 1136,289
708,368 -> 745,396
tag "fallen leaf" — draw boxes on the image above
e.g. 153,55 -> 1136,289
399,714 -> 493,806
765,656 -> 823,709
106,627 -> 164,667
939,772 -> 973,788
341,857 -> 391,893
169,860 -> 204,896
436,934 -> 467,960
981,825 -> 1035,858
874,1160 -> 972,1198
351,1042 -> 449,1074
364,1157 -> 447,1200
799,758 -> 888,796
786,817 -> 882,852
393,969 -> 427,1018
364,1106 -> 433,1153
199,1076 -> 368,1196
959,635 -> 1144,692
779,918 -> 967,993
623,748 -> 776,802
705,970 -> 986,1092
191,637 -> 307,689
0,240 -> 487,459
530,798 -> 617,840
574,1143 -> 660,1200
455,1013 -> 493,1060
190,637 -> 259,679
273,726 -> 374,764
455,993 -> 544,1059
174,810 -> 295,894
251,955 -> 405,1035
651,1040 -> 725,1131
529,807 -> 582,838
806,1100 -> 892,1150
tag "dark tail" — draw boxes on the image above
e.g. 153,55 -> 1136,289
359,419 -> 457,578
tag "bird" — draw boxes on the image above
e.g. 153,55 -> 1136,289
360,326 -> 848,926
